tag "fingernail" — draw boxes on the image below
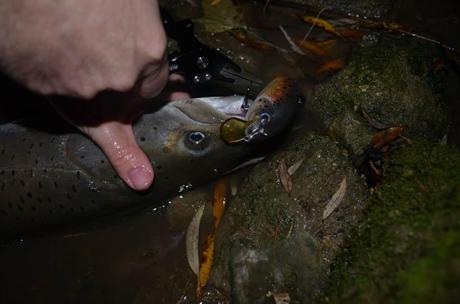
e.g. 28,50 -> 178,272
128,167 -> 153,190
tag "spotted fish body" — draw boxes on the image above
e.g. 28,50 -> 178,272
0,78 -> 298,240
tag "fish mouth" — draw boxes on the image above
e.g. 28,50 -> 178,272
171,95 -> 249,125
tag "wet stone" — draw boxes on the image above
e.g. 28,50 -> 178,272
310,37 -> 449,142
210,132 -> 369,303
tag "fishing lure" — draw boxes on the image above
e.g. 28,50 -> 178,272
220,75 -> 303,144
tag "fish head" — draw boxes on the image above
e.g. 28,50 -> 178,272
136,96 -> 256,186
66,95 -> 256,195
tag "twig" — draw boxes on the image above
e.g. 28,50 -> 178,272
300,6 -> 332,44
279,25 -> 305,55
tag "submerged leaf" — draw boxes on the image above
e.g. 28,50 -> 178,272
314,58 -> 345,77
231,30 -> 273,51
211,179 -> 227,229
197,179 -> 228,297
186,205 -> 205,275
361,108 -> 388,130
287,157 -> 305,176
294,38 -> 330,57
323,177 -> 347,219
316,39 -> 337,49
279,25 -> 305,55
336,28 -> 365,41
277,158 -> 292,194
298,15 -> 343,38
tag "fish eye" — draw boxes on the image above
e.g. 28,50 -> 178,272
185,131 -> 209,150
188,131 -> 205,144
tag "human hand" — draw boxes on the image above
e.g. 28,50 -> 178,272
0,0 -> 168,99
51,76 -> 190,191
0,0 -> 190,190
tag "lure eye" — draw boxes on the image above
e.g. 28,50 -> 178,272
185,131 -> 209,150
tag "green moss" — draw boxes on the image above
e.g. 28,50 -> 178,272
311,38 -> 448,141
321,142 -> 460,303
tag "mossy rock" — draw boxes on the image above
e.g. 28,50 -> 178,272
321,142 -> 460,303
311,38 -> 449,143
209,131 -> 369,303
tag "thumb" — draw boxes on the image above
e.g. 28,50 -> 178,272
85,121 -> 154,191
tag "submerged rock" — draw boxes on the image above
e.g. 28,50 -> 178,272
321,142 -> 460,303
310,37 -> 449,147
209,131 -> 369,303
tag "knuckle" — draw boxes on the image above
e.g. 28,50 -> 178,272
109,71 -> 138,93
142,28 -> 168,64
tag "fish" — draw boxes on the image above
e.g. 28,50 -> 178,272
0,77 -> 299,240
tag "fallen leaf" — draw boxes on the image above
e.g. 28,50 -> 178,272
197,179 -> 228,297
231,30 -> 273,51
210,0 -> 222,5
298,15 -> 344,38
383,22 -> 408,32
287,157 -> 305,176
314,58 -> 345,77
323,177 -> 347,219
294,38 -> 330,57
279,25 -> 305,55
370,127 -> 404,150
186,205 -> 205,275
277,158 -> 292,194
273,292 -> 291,304
229,176 -> 239,196
316,38 -> 337,49
361,108 -> 388,130
336,28 -> 365,40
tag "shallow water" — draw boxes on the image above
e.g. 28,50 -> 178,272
0,184 -> 215,304
1,1 -> 459,303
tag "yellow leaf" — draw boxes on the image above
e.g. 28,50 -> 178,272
315,39 -> 337,49
277,158 -> 292,194
299,15 -> 343,38
314,58 -> 345,77
186,205 -> 205,275
231,30 -> 273,51
323,177 -> 347,219
294,38 -> 330,57
196,178 -> 228,297
336,28 -> 365,40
